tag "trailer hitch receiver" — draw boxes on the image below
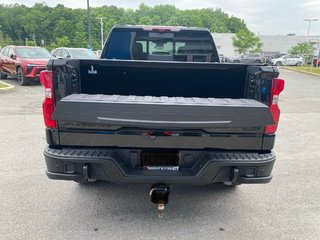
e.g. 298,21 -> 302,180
150,184 -> 170,217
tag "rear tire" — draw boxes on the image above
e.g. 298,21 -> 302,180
233,60 -> 240,63
17,67 -> 29,86
296,61 -> 302,66
254,60 -> 261,64
275,61 -> 282,66
0,70 -> 8,79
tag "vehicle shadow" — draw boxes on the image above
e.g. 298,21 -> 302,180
1,76 -> 41,86
58,181 -> 240,222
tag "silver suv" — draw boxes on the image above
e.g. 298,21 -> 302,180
270,55 -> 304,66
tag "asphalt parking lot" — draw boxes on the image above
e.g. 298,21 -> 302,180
1,69 -> 320,240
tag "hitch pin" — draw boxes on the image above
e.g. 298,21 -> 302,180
157,203 -> 165,218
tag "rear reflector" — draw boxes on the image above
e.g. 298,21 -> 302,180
40,70 -> 57,128
265,78 -> 285,134
264,105 -> 280,134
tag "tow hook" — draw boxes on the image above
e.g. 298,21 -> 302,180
149,184 -> 170,218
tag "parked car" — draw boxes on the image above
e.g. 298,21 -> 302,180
227,54 -> 266,64
272,53 -> 286,59
0,46 -> 52,85
262,55 -> 273,64
313,55 -> 320,67
218,54 -> 226,62
94,50 -> 102,57
270,55 -> 304,66
51,47 -> 97,59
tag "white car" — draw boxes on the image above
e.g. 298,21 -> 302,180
270,55 -> 304,66
51,47 -> 97,59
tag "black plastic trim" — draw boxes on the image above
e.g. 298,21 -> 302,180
239,175 -> 272,184
262,134 -> 276,150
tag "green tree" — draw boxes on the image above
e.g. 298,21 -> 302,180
47,36 -> 70,51
0,3 -> 249,49
139,16 -> 153,25
227,16 -> 247,33
56,36 -> 70,46
289,42 -> 316,63
0,31 -> 13,48
232,29 -> 262,54
26,40 -> 36,46
72,32 -> 87,48
151,5 -> 177,25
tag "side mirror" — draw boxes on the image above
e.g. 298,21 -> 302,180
10,54 -> 17,60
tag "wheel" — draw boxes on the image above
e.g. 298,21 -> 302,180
233,60 -> 240,63
0,70 -> 8,79
17,67 -> 29,86
275,61 -> 282,66
254,60 -> 261,64
296,61 -> 302,66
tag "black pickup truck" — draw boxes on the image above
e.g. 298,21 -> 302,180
41,25 -> 284,211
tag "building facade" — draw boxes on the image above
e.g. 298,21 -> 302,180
212,33 -> 320,57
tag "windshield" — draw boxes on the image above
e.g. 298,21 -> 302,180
68,49 -> 97,59
104,29 -> 219,62
16,47 -> 52,59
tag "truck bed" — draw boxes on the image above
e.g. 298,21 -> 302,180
46,59 -> 279,151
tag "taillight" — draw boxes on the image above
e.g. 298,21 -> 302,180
265,78 -> 285,134
40,70 -> 57,128
152,28 -> 172,32
142,26 -> 180,32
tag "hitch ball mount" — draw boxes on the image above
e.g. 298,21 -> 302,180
150,184 -> 170,217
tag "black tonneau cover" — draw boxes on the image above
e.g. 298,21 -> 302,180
53,94 -> 274,129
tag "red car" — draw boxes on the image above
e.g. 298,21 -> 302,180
0,46 -> 53,85
313,56 -> 320,67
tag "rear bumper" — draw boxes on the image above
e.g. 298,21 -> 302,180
44,146 -> 276,185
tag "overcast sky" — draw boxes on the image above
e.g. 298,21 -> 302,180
2,0 -> 320,35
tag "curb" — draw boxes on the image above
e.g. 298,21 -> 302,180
281,67 -> 320,77
0,80 -> 15,91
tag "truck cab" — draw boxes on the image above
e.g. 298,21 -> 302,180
101,25 -> 220,63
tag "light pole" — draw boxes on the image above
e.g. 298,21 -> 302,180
98,17 -> 107,50
0,25 -> 2,48
304,19 -> 318,41
87,0 -> 92,49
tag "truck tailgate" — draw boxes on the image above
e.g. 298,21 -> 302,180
53,94 -> 274,129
